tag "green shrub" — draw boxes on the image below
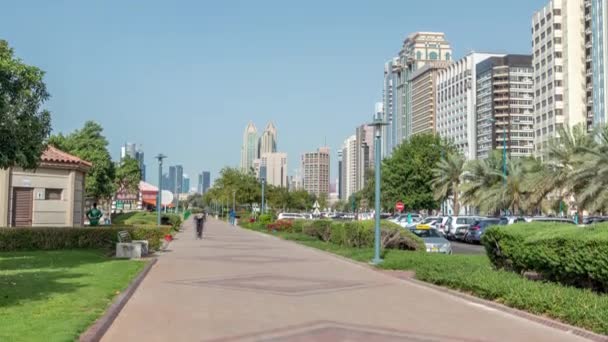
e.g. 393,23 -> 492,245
301,220 -> 424,251
259,214 -> 273,224
302,220 -> 333,242
267,220 -> 293,232
0,226 -> 171,252
482,222 -> 608,291
291,220 -> 305,233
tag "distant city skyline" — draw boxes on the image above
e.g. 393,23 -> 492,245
1,0 -> 549,185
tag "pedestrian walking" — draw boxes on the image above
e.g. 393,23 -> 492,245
195,213 -> 205,239
229,209 -> 236,226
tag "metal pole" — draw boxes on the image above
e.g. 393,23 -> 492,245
233,190 -> 236,212
261,179 -> 265,214
373,127 -> 382,265
155,154 -> 166,227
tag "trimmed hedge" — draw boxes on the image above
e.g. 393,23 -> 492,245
0,226 -> 171,252
482,222 -> 608,291
113,212 -> 182,229
302,220 -> 425,251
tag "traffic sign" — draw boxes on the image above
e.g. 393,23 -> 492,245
395,201 -> 405,212
313,200 -> 320,209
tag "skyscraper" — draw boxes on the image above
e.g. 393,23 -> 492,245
436,53 -> 505,160
241,122 -> 258,172
532,0 -> 587,155
260,152 -> 288,187
120,142 -> 145,181
394,32 -> 452,144
383,58 -> 399,156
198,171 -> 211,194
410,61 -> 451,137
355,124 -> 374,193
593,0 -> 608,126
258,122 -> 278,158
168,165 -> 183,196
476,55 -> 535,159
182,174 -> 190,194
341,135 -> 357,201
301,147 -> 330,197
337,150 -> 343,200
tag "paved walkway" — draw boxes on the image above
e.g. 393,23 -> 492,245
102,218 -> 590,342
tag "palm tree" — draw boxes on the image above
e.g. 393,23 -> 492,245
431,152 -> 465,215
460,151 -> 503,214
544,124 -> 596,215
570,125 -> 608,213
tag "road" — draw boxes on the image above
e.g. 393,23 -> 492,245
451,241 -> 485,254
102,218 -> 588,342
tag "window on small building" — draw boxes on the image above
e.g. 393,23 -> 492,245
45,188 -> 63,200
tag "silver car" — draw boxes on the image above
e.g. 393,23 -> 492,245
409,228 -> 452,254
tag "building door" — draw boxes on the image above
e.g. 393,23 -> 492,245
12,188 -> 33,227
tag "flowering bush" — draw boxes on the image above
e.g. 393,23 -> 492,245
267,220 -> 293,232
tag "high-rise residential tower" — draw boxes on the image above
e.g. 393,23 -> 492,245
355,124 -> 374,193
341,135 -> 357,201
258,122 -> 278,157
182,174 -> 190,194
337,150 -> 343,200
240,122 -> 258,171
410,61 -> 451,136
383,58 -> 399,156
301,147 -> 330,197
593,0 -> 608,126
532,0 -> 587,155
394,32 -> 452,144
436,53 -> 505,160
197,171 -> 211,194
476,55 -> 535,159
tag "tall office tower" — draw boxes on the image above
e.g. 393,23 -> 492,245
409,61 -> 451,137
301,147 -> 330,197
383,58 -> 399,156
436,53 -> 504,160
258,122 -> 278,157
355,124 -> 374,193
341,135 -> 357,200
260,152 -> 288,187
532,0 -> 587,155
394,32 -> 452,145
168,165 -> 183,196
240,122 -> 258,171
161,173 -> 170,191
182,174 -> 190,194
198,171 -> 211,194
593,0 -> 608,126
476,55 -> 535,159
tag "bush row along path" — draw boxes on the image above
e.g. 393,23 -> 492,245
102,218 -> 587,341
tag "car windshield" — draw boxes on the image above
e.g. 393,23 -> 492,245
410,229 -> 442,238
499,217 -> 509,225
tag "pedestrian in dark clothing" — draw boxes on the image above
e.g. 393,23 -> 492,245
195,214 -> 205,239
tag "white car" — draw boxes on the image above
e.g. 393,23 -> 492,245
277,213 -> 305,220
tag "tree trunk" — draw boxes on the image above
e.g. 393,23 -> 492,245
452,182 -> 460,215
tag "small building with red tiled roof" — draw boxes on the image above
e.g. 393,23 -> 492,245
0,146 -> 92,227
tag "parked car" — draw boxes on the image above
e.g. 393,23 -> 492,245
464,218 -> 501,244
435,217 -> 451,234
415,217 -> 440,230
498,216 -> 527,225
409,227 -> 452,254
525,217 -> 576,224
277,213 -> 305,220
398,214 -> 422,229
446,216 -> 482,240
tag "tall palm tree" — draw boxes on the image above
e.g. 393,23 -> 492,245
570,125 -> 608,213
431,152 -> 465,215
544,124 -> 596,215
460,151 -> 503,213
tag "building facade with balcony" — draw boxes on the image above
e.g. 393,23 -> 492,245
301,147 -> 330,197
476,55 -> 535,159
532,0 -> 587,154
593,0 -> 608,126
409,61 -> 451,137
436,53 -> 504,160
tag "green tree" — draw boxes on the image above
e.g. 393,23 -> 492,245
431,151 -> 465,215
114,156 -> 141,196
382,134 -> 449,211
48,121 -> 115,201
0,40 -> 52,169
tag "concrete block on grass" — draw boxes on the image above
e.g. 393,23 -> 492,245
132,240 -> 149,255
116,243 -> 142,259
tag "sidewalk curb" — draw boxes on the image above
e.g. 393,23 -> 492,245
239,225 -> 608,342
79,257 -> 158,342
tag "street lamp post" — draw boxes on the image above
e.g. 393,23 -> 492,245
233,190 -> 236,212
261,178 -> 266,215
155,154 -> 167,227
368,115 -> 388,265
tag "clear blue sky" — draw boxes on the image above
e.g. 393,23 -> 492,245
1,0 -> 546,187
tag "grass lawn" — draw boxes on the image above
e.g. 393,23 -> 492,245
245,226 -> 608,335
0,250 -> 146,342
